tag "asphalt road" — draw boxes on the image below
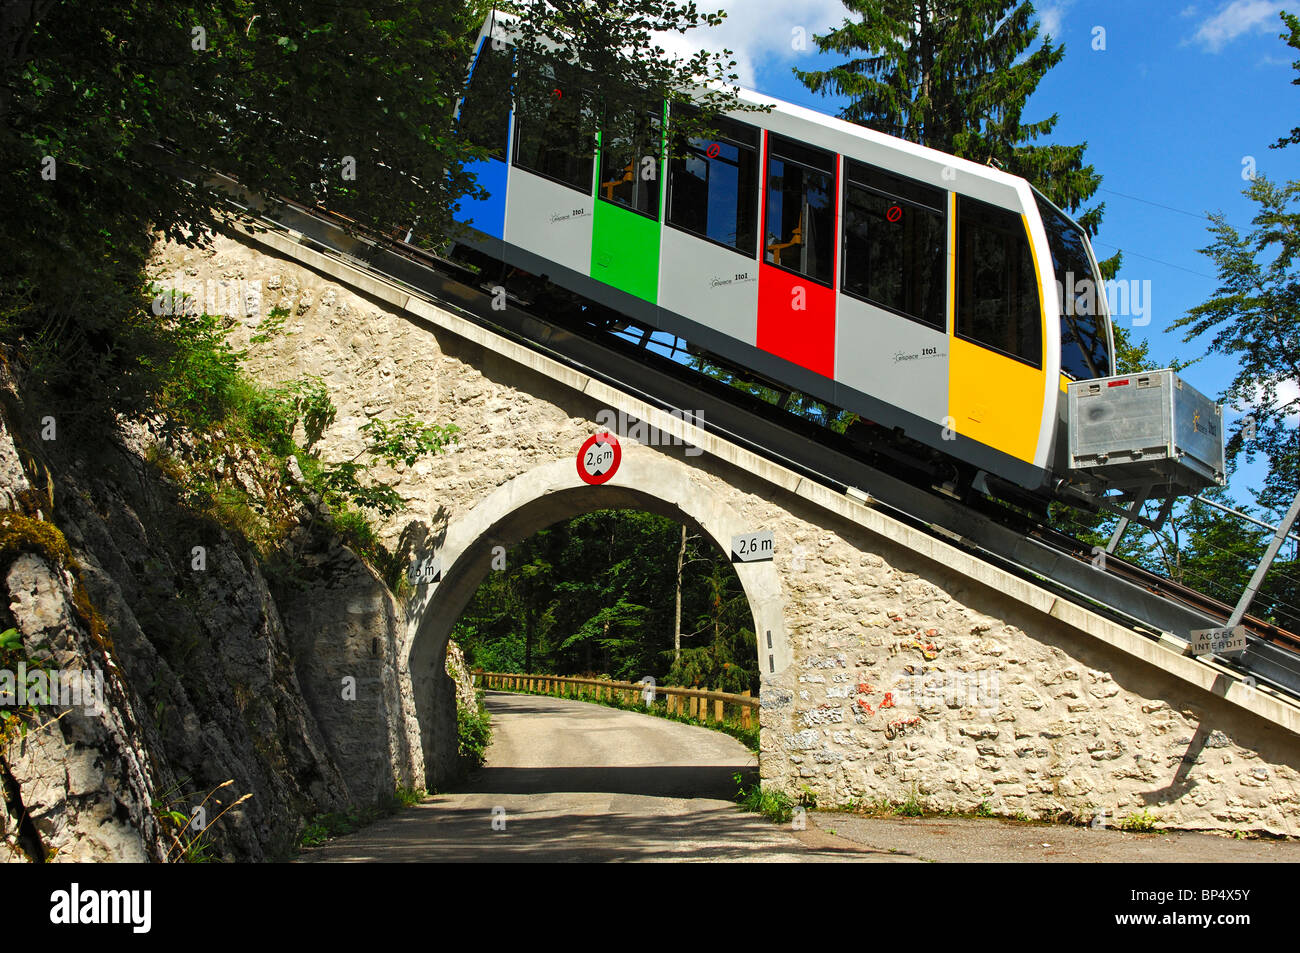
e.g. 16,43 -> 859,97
302,690 -> 1299,863
301,690 -> 885,862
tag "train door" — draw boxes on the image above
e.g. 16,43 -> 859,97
589,103 -> 664,303
834,159 -> 949,428
503,61 -> 597,278
757,134 -> 838,379
948,194 -> 1049,469
659,111 -> 762,348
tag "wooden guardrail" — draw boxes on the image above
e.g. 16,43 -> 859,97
473,671 -> 757,729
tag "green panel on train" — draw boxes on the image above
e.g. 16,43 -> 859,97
590,200 -> 660,304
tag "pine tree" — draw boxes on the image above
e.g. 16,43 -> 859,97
795,0 -> 1119,276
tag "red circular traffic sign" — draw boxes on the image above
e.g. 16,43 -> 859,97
577,431 -> 621,485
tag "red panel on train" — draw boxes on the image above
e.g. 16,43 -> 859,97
756,262 -> 836,379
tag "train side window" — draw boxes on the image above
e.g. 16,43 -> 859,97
599,107 -> 662,218
512,63 -> 595,193
765,136 -> 835,286
456,41 -> 513,160
956,195 -> 1042,367
665,113 -> 759,255
842,160 -> 946,328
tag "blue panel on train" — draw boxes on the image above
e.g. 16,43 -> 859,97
453,157 -> 508,239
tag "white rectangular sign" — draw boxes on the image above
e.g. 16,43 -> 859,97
731,531 -> 774,563
1190,625 -> 1248,658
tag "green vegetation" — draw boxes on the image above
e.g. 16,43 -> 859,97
152,778 -> 253,863
896,785 -> 927,818
298,785 -> 429,849
1118,809 -> 1161,833
734,774 -> 795,824
455,511 -> 760,694
125,295 -> 459,589
395,786 -> 428,808
457,692 -> 493,770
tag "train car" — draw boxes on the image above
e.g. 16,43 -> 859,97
448,14 -> 1117,497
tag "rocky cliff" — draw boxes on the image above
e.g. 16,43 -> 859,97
0,368 -> 472,862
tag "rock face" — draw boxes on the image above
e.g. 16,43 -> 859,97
146,229 -> 1300,839
0,371 -> 475,861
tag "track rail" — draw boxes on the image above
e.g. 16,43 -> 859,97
210,180 -> 1300,700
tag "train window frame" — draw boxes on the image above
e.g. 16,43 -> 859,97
597,104 -> 664,221
664,111 -> 760,258
510,62 -> 597,195
763,134 -> 837,288
1032,190 -> 1112,381
955,194 -> 1044,370
840,159 -> 947,330
455,40 -> 514,161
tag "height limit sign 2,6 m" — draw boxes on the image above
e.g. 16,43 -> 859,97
731,531 -> 774,563
577,431 -> 621,485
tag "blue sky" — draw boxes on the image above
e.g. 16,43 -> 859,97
664,0 -> 1299,507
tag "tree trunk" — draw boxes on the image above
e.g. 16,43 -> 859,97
525,612 -> 533,674
674,523 -> 686,663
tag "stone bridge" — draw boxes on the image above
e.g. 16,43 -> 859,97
156,225 -> 1300,837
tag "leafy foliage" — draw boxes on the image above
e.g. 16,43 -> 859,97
501,0 -> 763,161
457,691 -> 493,769
455,510 -> 759,692
733,773 -> 794,823
1170,175 -> 1300,518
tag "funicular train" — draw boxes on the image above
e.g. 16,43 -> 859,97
445,14 -> 1222,512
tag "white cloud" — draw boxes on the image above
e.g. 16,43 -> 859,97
654,0 -> 849,88
1234,379 -> 1300,424
1038,1 -> 1074,38
1191,0 -> 1284,52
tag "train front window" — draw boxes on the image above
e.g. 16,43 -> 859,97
765,136 -> 835,286
512,62 -> 595,193
842,160 -> 946,328
956,195 -> 1042,367
666,113 -> 759,255
456,41 -> 513,159
599,107 -> 662,218
1034,193 -> 1111,380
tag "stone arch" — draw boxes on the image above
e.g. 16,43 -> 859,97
403,447 -> 790,782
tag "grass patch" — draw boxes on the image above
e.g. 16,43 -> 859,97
298,785 -> 429,850
734,773 -> 794,824
1118,809 -> 1161,833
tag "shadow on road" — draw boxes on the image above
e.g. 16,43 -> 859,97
303,800 -> 894,863
463,764 -> 758,799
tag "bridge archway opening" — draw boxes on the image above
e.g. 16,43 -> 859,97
452,508 -> 758,692
406,456 -> 789,787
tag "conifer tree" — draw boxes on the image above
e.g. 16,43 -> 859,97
795,0 -> 1119,276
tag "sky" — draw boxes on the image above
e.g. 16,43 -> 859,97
659,0 -> 1300,509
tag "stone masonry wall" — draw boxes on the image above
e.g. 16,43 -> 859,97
155,230 -> 1300,837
